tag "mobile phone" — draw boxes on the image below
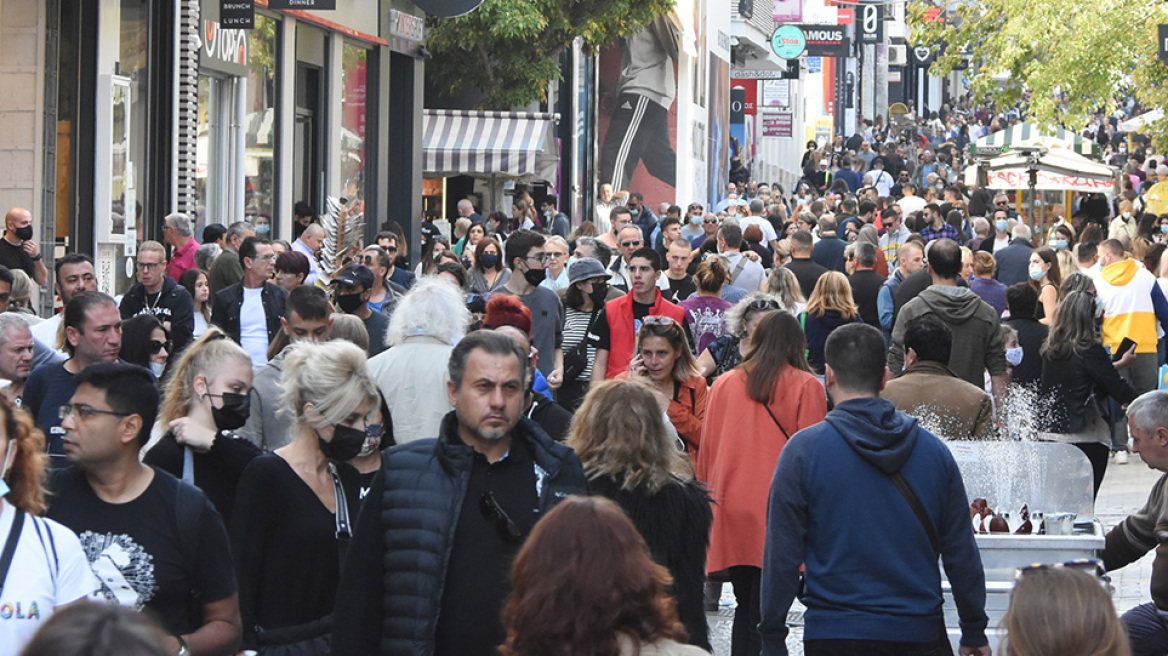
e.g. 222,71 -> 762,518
1112,337 -> 1137,362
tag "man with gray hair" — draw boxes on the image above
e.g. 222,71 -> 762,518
993,222 -> 1034,286
292,222 -> 324,285
366,277 -> 472,443
163,212 -> 198,281
0,313 -> 34,403
1101,389 -> 1168,653
208,220 -> 256,296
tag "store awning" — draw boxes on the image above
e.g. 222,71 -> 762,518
971,122 -> 1099,158
422,109 -> 560,183
1118,109 -> 1164,132
984,147 -> 1115,193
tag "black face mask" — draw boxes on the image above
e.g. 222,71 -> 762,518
14,226 -> 33,241
210,392 -> 250,430
522,266 -> 545,288
589,283 -> 609,306
336,292 -> 364,314
318,424 -> 366,461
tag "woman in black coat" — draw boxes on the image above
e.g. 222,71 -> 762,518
1038,289 -> 1137,497
567,378 -> 713,651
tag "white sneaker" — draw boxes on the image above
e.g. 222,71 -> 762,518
1116,450 -> 1129,465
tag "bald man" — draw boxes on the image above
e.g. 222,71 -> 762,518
292,222 -> 323,285
1,208 -> 47,285
457,198 -> 483,225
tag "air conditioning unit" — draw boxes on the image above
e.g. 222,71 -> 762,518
888,45 -> 907,67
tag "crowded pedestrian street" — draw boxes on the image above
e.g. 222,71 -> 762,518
6,0 -> 1168,655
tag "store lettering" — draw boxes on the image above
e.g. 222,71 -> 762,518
204,20 -> 248,67
0,602 -> 40,620
988,170 -> 1114,190
803,29 -> 843,41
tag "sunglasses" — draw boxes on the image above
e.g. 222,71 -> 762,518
703,219 -> 719,225
480,492 -> 522,543
149,340 -> 172,355
749,299 -> 781,311
641,315 -> 679,327
1015,559 -> 1104,581
620,240 -> 642,248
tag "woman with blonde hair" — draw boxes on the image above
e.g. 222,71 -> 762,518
618,316 -> 708,461
802,271 -> 863,375
762,266 -> 806,315
539,235 -> 571,290
696,293 -> 782,381
568,379 -> 713,650
0,394 -> 96,654
1003,566 -> 1129,656
231,340 -> 379,653
501,496 -> 708,656
144,328 -> 260,523
679,257 -> 733,354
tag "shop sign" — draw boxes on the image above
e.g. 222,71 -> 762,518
761,79 -> 789,108
268,0 -> 337,9
389,9 -> 425,42
761,112 -> 794,138
202,19 -> 249,77
771,25 -> 806,60
220,1 -> 254,29
773,0 -> 803,22
797,24 -> 849,57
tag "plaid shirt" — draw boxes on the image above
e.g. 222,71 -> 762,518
920,222 -> 960,243
969,276 -> 1008,317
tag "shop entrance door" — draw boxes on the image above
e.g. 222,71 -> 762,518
294,63 -> 322,211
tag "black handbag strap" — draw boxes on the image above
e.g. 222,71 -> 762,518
0,508 -> 26,597
889,471 -> 940,556
762,402 -> 791,440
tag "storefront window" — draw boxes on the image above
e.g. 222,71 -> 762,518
340,43 -> 367,207
246,15 -> 278,225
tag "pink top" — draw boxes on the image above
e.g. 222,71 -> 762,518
167,237 -> 199,282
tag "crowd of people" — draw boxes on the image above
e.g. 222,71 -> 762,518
2,102 -> 1168,655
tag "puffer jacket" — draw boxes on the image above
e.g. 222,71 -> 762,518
331,412 -> 588,656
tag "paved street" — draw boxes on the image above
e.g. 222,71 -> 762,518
707,452 -> 1162,655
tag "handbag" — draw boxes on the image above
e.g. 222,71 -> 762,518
255,464 -> 351,656
563,309 -> 600,381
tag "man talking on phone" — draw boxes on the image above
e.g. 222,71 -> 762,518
1093,239 -> 1168,463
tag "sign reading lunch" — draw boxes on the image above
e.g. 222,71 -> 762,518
771,25 -> 806,59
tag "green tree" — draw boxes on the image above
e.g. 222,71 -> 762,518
425,0 -> 675,110
908,0 -> 1168,148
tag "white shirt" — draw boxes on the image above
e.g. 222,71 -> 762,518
738,215 -> 778,243
992,235 -> 1010,253
897,195 -> 927,216
0,502 -> 96,656
29,315 -> 64,358
723,251 -> 766,292
240,286 -> 269,368
871,169 -> 894,196
291,239 -> 320,285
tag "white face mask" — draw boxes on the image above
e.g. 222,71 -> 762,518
1005,347 -> 1024,367
150,362 -> 166,378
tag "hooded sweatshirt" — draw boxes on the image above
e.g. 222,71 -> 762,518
888,285 -> 1006,388
759,398 -> 988,655
1095,258 -> 1168,354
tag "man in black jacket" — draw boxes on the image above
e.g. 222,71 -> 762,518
784,230 -> 830,299
211,237 -> 286,368
119,240 -> 195,356
332,331 -> 587,656
847,242 -> 885,327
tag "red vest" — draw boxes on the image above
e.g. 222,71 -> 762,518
604,289 -> 686,379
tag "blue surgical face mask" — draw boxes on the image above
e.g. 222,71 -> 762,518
256,224 -> 271,235
1005,347 -> 1024,367
995,219 -> 1009,232
1160,225 -> 1168,234
690,214 -> 702,226
1028,265 -> 1045,281
1049,239 -> 1068,250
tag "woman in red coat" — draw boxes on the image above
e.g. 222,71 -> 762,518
697,310 -> 827,656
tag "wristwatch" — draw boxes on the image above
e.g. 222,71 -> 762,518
30,255 -> 41,261
176,635 -> 190,656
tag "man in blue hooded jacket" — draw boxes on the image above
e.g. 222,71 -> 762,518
760,323 -> 990,656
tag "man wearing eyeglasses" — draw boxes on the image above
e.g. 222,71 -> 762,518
375,232 -> 416,291
498,230 -> 565,390
118,241 -> 195,357
211,237 -> 287,369
48,362 -> 242,656
332,330 -> 587,656
609,224 -> 647,293
24,291 -> 123,467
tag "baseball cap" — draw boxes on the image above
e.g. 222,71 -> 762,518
331,264 -> 375,290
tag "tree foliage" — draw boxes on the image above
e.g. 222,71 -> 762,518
908,0 -> 1168,148
425,0 -> 675,110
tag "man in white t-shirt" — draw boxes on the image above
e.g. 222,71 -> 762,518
32,254 -> 98,358
211,237 -> 288,369
739,199 -> 779,250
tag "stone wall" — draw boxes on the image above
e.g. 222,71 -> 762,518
0,0 -> 44,214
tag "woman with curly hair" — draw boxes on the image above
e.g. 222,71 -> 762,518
568,379 -> 713,650
0,393 -> 96,653
501,495 -> 709,656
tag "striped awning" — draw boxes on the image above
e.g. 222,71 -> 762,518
971,122 -> 1099,158
422,109 -> 560,182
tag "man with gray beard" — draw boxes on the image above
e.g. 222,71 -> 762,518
332,331 -> 587,656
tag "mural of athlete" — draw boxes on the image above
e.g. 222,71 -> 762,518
599,15 -> 681,191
